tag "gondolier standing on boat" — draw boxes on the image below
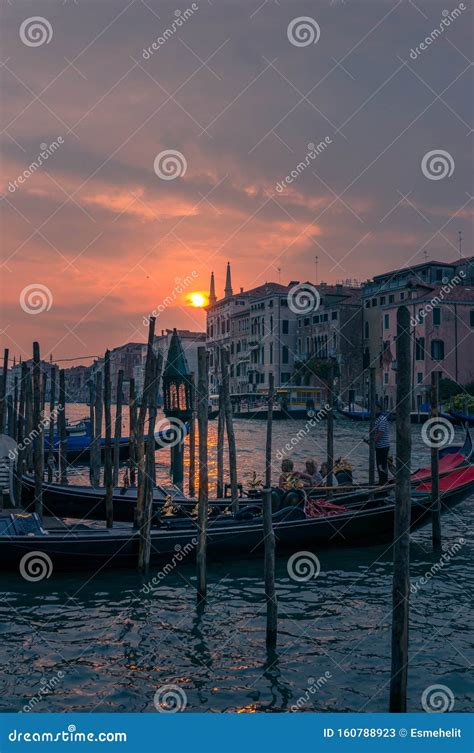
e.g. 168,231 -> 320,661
373,403 -> 390,485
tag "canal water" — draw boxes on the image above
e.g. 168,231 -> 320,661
0,407 -> 472,713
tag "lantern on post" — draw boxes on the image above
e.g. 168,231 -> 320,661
162,330 -> 193,489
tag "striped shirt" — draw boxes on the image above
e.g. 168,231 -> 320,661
374,413 -> 390,448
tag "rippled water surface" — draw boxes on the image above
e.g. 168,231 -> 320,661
0,407 -> 472,712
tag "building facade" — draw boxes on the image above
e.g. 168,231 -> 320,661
295,284 -> 363,404
362,257 -> 474,403
206,265 -> 301,397
381,286 -> 474,409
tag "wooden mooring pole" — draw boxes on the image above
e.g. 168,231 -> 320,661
196,346 -> 209,603
88,378 -> 95,486
220,348 -> 238,512
103,351 -> 114,528
47,366 -> 56,484
6,394 -> 14,438
138,352 -> 162,572
15,363 -> 27,506
113,369 -> 124,487
32,342 -> 44,519
430,371 -> 441,550
58,369 -> 68,485
13,376 -> 19,442
129,378 -> 137,486
25,369 -> 33,473
263,373 -> 277,647
0,348 -> 9,434
91,372 -> 103,488
188,373 -> 196,498
389,306 -> 412,712
326,359 -> 335,494
135,317 -> 156,531
216,384 -> 224,498
368,366 -> 376,485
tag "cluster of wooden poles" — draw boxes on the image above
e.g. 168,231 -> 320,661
0,343 -> 69,511
0,306 -> 445,711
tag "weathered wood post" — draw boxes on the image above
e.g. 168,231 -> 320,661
188,373 -> 196,498
6,394 -> 14,438
32,342 -> 44,518
113,369 -> 124,487
47,366 -> 57,484
88,378 -> 96,486
216,385 -> 225,498
15,364 -> 27,506
129,378 -> 137,486
103,350 -> 114,528
138,352 -> 162,572
430,371 -> 441,550
196,346 -> 209,602
135,317 -> 156,530
41,371 -> 47,416
389,306 -> 412,713
326,359 -> 335,494
13,376 -> 19,442
263,373 -> 277,647
91,372 -> 103,487
58,369 -> 68,485
0,348 -> 9,434
220,348 -> 238,512
369,366 -> 376,485
25,368 -> 34,473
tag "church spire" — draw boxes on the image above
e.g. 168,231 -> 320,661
209,271 -> 217,306
224,261 -> 233,298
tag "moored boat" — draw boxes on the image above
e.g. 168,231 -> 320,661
2,467 -> 473,571
43,422 -> 189,462
449,409 -> 474,427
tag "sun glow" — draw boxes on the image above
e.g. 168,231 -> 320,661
190,292 -> 207,307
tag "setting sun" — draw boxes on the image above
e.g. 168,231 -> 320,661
190,292 -> 207,307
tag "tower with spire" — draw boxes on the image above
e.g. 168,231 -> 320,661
224,261 -> 233,298
208,271 -> 217,306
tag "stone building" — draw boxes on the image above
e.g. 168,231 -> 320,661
362,257 -> 474,401
295,284 -> 363,404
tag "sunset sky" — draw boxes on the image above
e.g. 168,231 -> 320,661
1,0 -> 472,364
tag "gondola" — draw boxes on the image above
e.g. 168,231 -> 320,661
19,428 -> 473,523
410,427 -> 472,482
19,475 -> 387,522
2,465 -> 473,571
43,422 -> 189,462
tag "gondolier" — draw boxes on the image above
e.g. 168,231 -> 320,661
373,403 -> 390,485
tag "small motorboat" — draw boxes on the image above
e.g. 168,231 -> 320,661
449,409 -> 474,427
43,422 -> 189,462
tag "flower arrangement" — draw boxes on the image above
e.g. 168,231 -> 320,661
282,473 -> 304,491
333,457 -> 353,474
247,471 -> 263,490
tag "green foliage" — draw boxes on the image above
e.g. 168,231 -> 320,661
438,378 -> 461,402
451,394 -> 474,413
305,357 -> 340,381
